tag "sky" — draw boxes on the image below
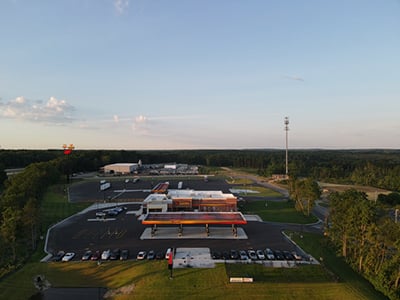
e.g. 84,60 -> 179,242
1,0 -> 399,150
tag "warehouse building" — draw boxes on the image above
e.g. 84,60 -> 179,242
103,163 -> 139,175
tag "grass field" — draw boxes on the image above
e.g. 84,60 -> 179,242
40,184 -> 90,229
0,259 -> 374,300
289,231 -> 388,300
240,199 -> 318,224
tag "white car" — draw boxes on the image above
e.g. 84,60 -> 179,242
137,251 -> 147,260
62,252 -> 75,262
256,250 -> 265,260
101,249 -> 111,260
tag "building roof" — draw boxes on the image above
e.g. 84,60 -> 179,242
142,212 -> 247,225
104,163 -> 138,167
167,189 -> 235,199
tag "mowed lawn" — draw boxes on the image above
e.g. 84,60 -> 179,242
40,184 -> 90,230
0,260 -> 369,300
240,199 -> 318,224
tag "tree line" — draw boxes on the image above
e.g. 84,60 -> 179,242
0,160 -> 61,277
328,189 -> 400,300
1,149 -> 400,191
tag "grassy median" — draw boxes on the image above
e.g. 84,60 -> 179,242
240,199 -> 318,224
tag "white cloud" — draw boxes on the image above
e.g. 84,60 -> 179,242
0,96 -> 75,123
114,0 -> 129,14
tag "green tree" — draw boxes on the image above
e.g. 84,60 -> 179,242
22,197 -> 40,251
289,177 -> 321,216
328,189 -> 370,258
0,207 -> 22,262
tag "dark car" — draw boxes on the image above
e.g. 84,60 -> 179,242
283,251 -> 294,260
230,249 -> 239,260
222,251 -> 230,260
156,252 -> 164,260
212,251 -> 221,259
147,250 -> 155,260
110,249 -> 121,260
53,251 -> 65,262
274,250 -> 284,260
120,249 -> 129,260
81,250 -> 92,261
91,250 -> 101,261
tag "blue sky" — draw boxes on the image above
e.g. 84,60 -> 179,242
1,0 -> 399,149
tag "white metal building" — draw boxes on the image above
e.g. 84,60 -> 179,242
103,163 -> 138,174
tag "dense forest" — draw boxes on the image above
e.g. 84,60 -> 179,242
328,190 -> 400,300
1,149 -> 400,191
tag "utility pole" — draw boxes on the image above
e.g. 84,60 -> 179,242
284,117 -> 289,177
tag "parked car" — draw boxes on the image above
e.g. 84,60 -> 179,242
137,251 -> 147,260
264,248 -> 275,260
120,249 -> 129,260
110,249 -> 121,260
247,250 -> 257,260
53,251 -> 65,262
274,250 -> 284,260
113,206 -> 124,213
101,249 -> 111,260
62,252 -> 75,262
147,250 -> 155,260
91,251 -> 101,261
256,250 -> 266,260
292,252 -> 302,260
95,211 -> 106,218
81,250 -> 92,261
106,209 -> 119,216
230,249 -> 239,260
212,251 -> 221,259
239,250 -> 249,260
156,252 -> 164,260
222,251 -> 230,260
283,251 -> 294,260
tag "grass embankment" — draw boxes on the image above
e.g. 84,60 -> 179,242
241,199 -> 318,224
289,231 -> 388,300
0,260 -> 371,300
32,184 -> 91,262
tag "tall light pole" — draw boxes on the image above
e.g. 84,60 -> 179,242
284,117 -> 289,177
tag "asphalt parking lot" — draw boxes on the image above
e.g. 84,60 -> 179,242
47,176 -> 313,261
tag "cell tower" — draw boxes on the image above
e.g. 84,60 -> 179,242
284,117 -> 289,177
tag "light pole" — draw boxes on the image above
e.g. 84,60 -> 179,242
284,117 -> 289,177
